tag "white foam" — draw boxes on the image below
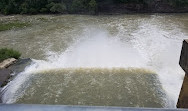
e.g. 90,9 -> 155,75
2,15 -> 187,108
26,27 -> 146,72
1,27 -> 148,104
131,15 -> 186,108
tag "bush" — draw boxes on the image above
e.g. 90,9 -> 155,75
40,8 -> 48,13
175,0 -> 188,7
20,3 -> 29,14
89,0 -> 97,14
1,0 -> 187,15
0,48 -> 21,62
71,0 -> 85,13
50,3 -> 66,13
29,8 -> 38,14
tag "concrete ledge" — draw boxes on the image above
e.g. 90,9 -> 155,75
0,104 -> 187,111
179,40 -> 188,74
177,40 -> 188,108
177,74 -> 188,108
0,69 -> 12,87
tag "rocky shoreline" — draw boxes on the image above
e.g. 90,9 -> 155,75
0,58 -> 32,103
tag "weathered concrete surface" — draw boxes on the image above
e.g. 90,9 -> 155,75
0,69 -> 12,87
177,40 -> 188,108
0,58 -> 32,86
177,74 -> 188,108
0,58 -> 32,103
8,58 -> 32,75
0,58 -> 16,69
179,40 -> 188,74
0,104 -> 187,111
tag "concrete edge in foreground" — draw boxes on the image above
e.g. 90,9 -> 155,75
0,104 -> 187,111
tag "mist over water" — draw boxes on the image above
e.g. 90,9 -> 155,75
131,16 -> 186,107
1,14 -> 188,108
30,27 -> 146,70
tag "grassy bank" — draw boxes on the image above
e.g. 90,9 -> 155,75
0,21 -> 30,31
0,48 -> 21,62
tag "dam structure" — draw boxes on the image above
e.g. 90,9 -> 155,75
1,40 -> 188,111
0,14 -> 188,110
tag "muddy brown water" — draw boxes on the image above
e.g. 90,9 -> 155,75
0,14 -> 188,108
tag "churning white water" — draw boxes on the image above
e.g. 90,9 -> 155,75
131,18 -> 185,107
30,28 -> 146,70
1,14 -> 187,108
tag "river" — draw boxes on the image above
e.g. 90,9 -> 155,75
0,14 -> 188,108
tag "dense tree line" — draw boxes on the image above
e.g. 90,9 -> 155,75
114,0 -> 188,7
0,0 -> 187,15
0,0 -> 97,14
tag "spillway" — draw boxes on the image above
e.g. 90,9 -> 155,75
0,14 -> 188,108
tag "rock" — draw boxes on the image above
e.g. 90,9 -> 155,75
0,58 -> 17,69
0,68 -> 12,87
8,58 -> 32,75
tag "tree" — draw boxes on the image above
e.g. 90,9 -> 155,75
50,3 -> 66,13
71,0 -> 85,13
20,2 -> 29,14
175,0 -> 188,7
40,8 -> 48,13
89,0 -> 97,14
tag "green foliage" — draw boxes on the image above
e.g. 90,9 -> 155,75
29,8 -> 37,14
20,2 -> 29,14
0,48 -> 21,62
174,0 -> 188,7
46,2 -> 55,10
0,0 -> 188,14
71,0 -> 85,13
50,3 -> 66,13
114,0 -> 143,4
40,8 -> 48,13
89,0 -> 97,14
0,21 -> 30,31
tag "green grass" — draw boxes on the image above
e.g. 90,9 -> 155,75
0,21 -> 30,31
0,48 -> 21,62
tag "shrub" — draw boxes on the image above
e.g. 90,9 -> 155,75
29,8 -> 38,14
20,2 -> 29,14
40,8 -> 48,13
0,48 -> 21,62
175,0 -> 188,7
89,0 -> 97,14
71,0 -> 85,13
50,3 -> 66,13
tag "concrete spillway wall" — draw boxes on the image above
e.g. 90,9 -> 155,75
0,104 -> 187,111
1,40 -> 188,110
177,40 -> 188,108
